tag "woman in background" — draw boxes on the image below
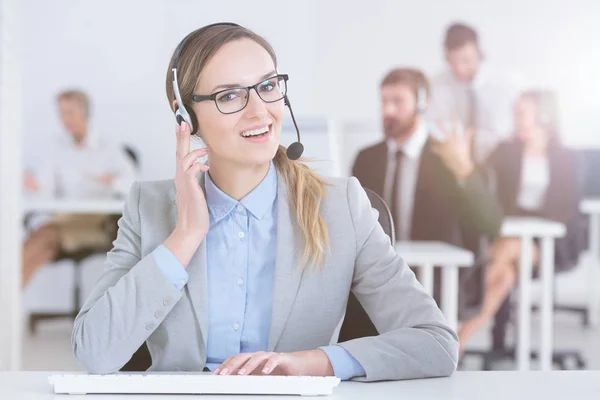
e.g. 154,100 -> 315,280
458,90 -> 582,351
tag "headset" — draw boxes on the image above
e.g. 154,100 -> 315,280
170,22 -> 304,160
416,86 -> 428,114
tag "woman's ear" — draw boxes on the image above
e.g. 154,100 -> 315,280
171,100 -> 179,113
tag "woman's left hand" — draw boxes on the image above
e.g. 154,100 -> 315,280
214,350 -> 334,377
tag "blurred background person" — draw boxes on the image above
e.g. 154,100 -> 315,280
458,90 -> 584,352
427,22 -> 522,163
21,89 -> 138,286
349,68 -> 503,338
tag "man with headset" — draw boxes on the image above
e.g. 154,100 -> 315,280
346,68 -> 503,344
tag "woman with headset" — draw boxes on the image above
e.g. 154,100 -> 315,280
458,90 -> 583,352
72,23 -> 458,381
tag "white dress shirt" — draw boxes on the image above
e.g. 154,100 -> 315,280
517,155 -> 550,211
383,122 -> 429,241
26,131 -> 137,199
427,66 -> 524,162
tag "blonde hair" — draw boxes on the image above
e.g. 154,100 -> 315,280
56,89 -> 90,117
165,24 -> 329,267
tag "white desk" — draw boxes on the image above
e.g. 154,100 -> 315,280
580,198 -> 600,326
23,199 -> 125,215
501,217 -> 566,372
3,371 -> 600,399
395,241 -> 474,331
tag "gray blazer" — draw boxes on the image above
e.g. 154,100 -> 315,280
72,171 -> 458,381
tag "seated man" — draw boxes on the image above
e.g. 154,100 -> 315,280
22,89 -> 137,286
349,68 -> 504,356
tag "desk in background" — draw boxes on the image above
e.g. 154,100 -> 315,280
3,371 -> 599,399
501,217 -> 566,372
395,241 -> 474,331
22,198 -> 126,335
23,199 -> 125,215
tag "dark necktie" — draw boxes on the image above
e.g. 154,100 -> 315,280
390,149 -> 403,236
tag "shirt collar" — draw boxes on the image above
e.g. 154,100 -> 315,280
445,64 -> 488,90
386,120 -> 429,160
60,129 -> 100,150
205,161 -> 277,224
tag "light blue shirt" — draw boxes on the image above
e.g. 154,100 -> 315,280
151,162 -> 365,380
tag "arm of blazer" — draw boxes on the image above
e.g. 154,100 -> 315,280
337,177 -> 459,381
455,168 -> 504,239
72,182 -> 183,374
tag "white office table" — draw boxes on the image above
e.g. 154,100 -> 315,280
580,198 -> 600,327
501,217 -> 566,372
3,371 -> 600,399
23,199 -> 125,215
395,241 -> 474,331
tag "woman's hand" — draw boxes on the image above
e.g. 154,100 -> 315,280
214,350 -> 334,377
163,122 -> 210,268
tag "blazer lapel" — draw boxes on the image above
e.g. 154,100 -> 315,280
267,172 -> 305,351
169,173 -> 210,352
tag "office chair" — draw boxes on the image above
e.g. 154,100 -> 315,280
337,188 -> 394,342
28,145 -> 140,334
551,149 -> 600,326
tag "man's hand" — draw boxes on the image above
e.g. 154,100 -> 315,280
91,174 -> 115,186
214,350 -> 334,377
430,118 -> 475,181
23,172 -> 40,192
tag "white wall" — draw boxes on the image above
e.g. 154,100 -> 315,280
21,0 -> 600,180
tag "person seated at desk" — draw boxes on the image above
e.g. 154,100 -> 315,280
351,67 -> 505,355
72,23 -> 458,382
458,90 -> 583,348
22,89 -> 137,286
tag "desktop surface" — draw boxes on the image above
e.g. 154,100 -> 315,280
3,371 -> 600,399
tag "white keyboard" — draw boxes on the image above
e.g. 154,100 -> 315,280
48,373 -> 341,396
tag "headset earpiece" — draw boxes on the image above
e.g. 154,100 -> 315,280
416,86 -> 428,114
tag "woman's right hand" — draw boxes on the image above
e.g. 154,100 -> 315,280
163,122 -> 210,268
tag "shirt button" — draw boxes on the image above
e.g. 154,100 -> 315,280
233,323 -> 240,331
163,297 -> 173,307
154,310 -> 164,319
237,204 -> 244,212
146,323 -> 155,331
236,278 -> 244,286
237,231 -> 245,239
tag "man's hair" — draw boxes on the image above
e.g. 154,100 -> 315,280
381,68 -> 429,97
56,89 -> 90,117
444,23 -> 479,51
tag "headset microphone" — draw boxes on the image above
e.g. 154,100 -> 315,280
284,95 -> 304,160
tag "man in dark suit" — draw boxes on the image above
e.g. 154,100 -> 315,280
345,68 -> 505,355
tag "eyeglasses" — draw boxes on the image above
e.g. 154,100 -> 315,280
192,74 -> 289,115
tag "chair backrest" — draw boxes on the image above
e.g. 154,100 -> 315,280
363,187 -> 395,243
337,187 -> 395,342
120,342 -> 152,372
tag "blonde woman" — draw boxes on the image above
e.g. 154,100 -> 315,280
72,23 -> 457,381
